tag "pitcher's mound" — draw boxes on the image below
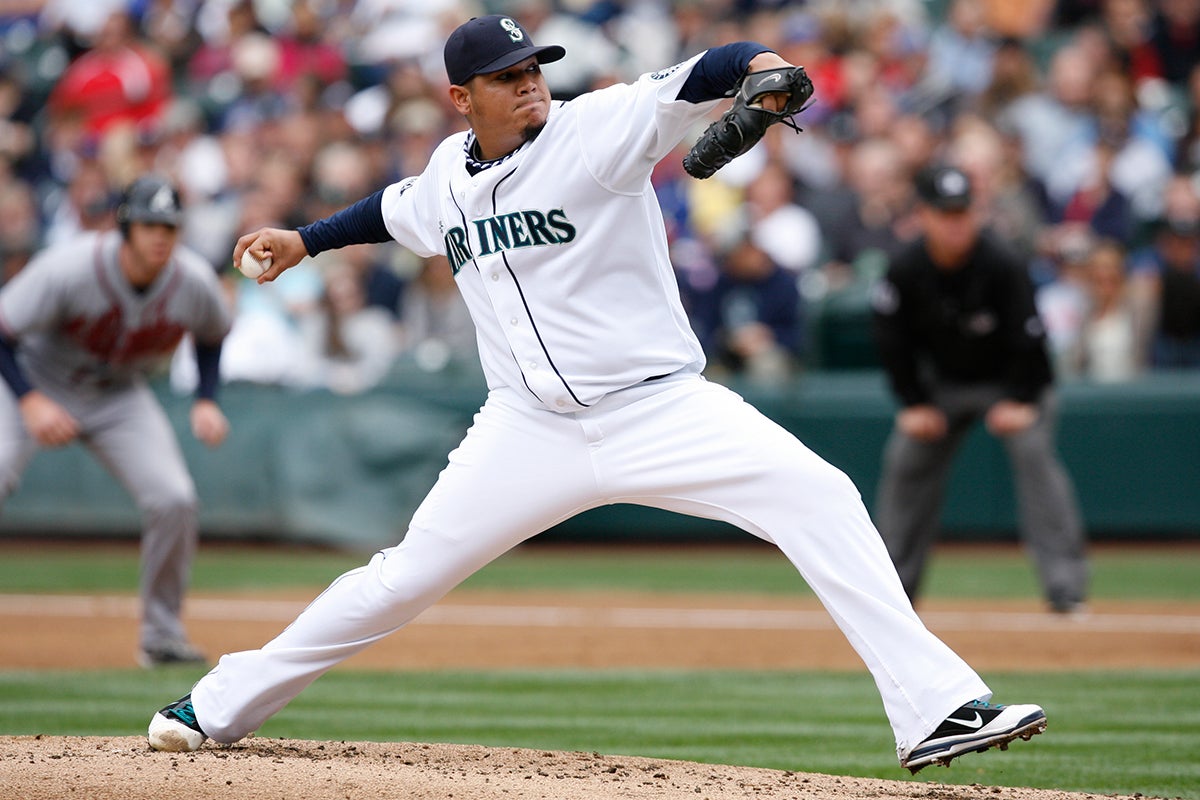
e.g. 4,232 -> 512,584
0,735 -> 1138,800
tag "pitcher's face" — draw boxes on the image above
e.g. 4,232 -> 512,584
453,57 -> 551,159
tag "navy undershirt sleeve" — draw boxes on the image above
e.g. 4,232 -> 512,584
297,189 -> 392,257
194,340 -> 222,401
0,335 -> 32,398
677,42 -> 773,103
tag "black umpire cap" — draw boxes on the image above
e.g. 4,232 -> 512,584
915,165 -> 973,212
443,15 -> 566,86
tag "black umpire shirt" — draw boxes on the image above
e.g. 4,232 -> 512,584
871,230 -> 1054,408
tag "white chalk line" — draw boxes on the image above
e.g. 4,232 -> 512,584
2,594 -> 1200,635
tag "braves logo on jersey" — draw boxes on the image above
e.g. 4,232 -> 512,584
63,308 -> 188,365
443,207 -> 576,273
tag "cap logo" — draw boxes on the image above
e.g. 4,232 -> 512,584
149,185 -> 176,213
500,17 -> 523,43
938,171 -> 967,197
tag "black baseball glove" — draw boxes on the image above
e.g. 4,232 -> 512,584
682,66 -> 814,180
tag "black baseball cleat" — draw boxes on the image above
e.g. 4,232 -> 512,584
900,700 -> 1047,773
148,694 -> 208,752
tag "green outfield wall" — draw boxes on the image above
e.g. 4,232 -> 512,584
2,360 -> 1197,549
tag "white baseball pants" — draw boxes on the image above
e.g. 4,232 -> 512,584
192,372 -> 989,758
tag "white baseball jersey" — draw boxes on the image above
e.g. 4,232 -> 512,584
0,230 -> 231,395
380,54 -> 716,413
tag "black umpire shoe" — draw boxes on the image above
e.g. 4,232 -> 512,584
901,699 -> 1047,773
137,639 -> 207,669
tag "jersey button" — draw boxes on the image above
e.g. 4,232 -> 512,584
555,398 -> 567,407
491,273 -> 500,281
510,317 -> 519,326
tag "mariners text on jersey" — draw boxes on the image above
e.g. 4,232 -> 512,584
444,207 -> 576,273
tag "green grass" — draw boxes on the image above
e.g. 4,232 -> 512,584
456,542 -> 1200,600
1,539 -> 1197,600
0,667 -> 1195,799
0,542 -> 366,593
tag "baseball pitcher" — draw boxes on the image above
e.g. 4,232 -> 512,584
149,17 -> 1046,772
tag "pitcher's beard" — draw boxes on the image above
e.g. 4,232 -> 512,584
523,121 -> 547,145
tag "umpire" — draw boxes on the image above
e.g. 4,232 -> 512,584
870,165 -> 1089,614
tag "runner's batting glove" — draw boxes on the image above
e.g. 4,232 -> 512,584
682,66 -> 815,180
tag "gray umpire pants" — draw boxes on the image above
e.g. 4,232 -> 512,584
0,381 -> 200,649
874,384 -> 1088,609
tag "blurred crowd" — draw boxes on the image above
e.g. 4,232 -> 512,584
1,0 -> 1199,393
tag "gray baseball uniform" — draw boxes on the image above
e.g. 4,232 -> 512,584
0,229 -> 231,655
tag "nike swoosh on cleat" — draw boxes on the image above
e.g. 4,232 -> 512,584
946,712 -> 984,729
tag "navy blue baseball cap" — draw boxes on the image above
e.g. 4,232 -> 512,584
444,15 -> 566,86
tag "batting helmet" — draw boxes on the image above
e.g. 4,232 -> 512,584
116,175 -> 183,237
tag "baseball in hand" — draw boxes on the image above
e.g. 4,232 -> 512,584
238,249 -> 272,279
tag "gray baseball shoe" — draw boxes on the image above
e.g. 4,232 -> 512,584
148,694 -> 207,752
900,700 -> 1047,773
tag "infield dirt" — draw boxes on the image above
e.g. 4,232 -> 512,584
0,735 -> 1145,800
